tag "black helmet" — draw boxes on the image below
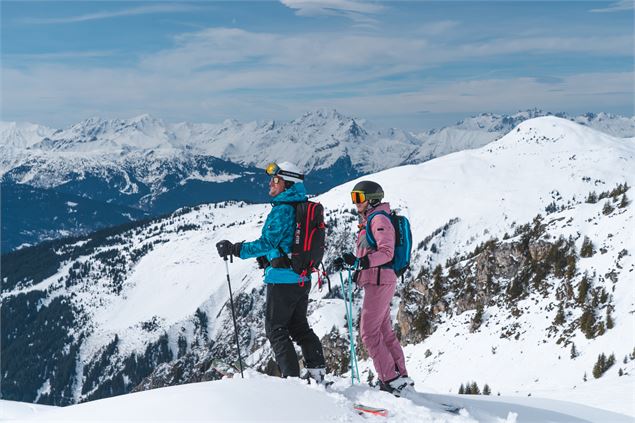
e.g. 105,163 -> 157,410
351,180 -> 384,205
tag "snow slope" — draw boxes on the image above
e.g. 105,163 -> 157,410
2,372 -> 632,423
2,116 -> 633,414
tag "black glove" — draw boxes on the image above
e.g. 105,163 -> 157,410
216,240 -> 242,258
342,252 -> 357,266
333,252 -> 357,271
332,257 -> 346,271
256,255 -> 270,269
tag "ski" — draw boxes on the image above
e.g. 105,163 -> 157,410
398,388 -> 462,415
353,403 -> 389,417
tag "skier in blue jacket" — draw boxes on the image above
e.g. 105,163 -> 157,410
216,162 -> 326,382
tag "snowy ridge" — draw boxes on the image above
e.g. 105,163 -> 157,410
2,372 -> 632,422
2,109 -> 633,177
2,116 -> 634,418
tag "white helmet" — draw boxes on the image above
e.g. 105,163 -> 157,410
265,161 -> 304,183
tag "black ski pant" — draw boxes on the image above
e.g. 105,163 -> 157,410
265,281 -> 325,377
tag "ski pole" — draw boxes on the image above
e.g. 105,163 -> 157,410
346,266 -> 360,383
223,255 -> 244,379
339,267 -> 360,384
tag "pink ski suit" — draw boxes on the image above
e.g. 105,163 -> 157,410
355,202 -> 408,383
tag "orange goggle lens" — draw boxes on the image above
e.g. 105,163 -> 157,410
351,191 -> 366,204
265,162 -> 280,176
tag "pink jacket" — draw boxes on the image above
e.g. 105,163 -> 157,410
355,202 -> 397,287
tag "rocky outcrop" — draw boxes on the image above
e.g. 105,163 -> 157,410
397,217 -> 579,345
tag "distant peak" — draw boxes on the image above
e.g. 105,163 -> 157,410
299,108 -> 348,121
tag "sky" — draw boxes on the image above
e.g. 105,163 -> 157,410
1,0 -> 633,131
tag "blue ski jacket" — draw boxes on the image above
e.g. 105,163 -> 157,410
239,182 -> 309,284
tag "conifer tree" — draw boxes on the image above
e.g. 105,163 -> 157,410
580,237 -> 594,257
606,308 -> 614,330
471,304 -> 484,331
593,353 -> 607,378
570,343 -> 578,359
431,264 -> 444,302
483,384 -> 491,395
470,382 -> 481,395
619,194 -> 629,208
553,303 -> 566,326
577,274 -> 590,305
580,305 -> 596,339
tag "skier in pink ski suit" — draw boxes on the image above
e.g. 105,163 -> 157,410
333,180 -> 412,395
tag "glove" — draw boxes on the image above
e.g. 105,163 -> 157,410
342,252 -> 357,266
333,252 -> 358,271
216,240 -> 242,258
332,256 -> 346,271
358,255 -> 370,269
256,255 -> 270,269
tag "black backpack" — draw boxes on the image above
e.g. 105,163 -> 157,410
289,201 -> 326,277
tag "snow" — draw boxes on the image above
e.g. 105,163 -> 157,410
179,171 -> 242,184
1,373 -> 632,422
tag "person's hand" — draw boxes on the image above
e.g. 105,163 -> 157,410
216,240 -> 242,258
333,252 -> 357,271
342,252 -> 357,266
332,256 -> 345,271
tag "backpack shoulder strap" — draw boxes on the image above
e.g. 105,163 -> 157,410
365,210 -> 392,249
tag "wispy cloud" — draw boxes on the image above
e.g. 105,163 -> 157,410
3,25 -> 633,128
280,0 -> 383,23
137,28 -> 633,81
590,0 -> 634,13
20,4 -> 198,24
5,50 -> 116,61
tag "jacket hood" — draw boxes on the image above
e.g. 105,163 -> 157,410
360,202 -> 391,224
271,182 -> 307,204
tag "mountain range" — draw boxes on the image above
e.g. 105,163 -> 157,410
1,109 -> 633,253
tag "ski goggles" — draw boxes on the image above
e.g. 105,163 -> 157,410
264,162 -> 304,181
351,190 -> 383,204
265,162 -> 281,176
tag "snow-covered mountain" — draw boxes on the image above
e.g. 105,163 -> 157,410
3,116 -> 633,418
1,109 -> 633,252
411,109 -> 635,162
3,109 -> 633,177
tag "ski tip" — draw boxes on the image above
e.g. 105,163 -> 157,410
353,403 -> 389,417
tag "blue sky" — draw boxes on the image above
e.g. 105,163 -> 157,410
1,1 -> 633,131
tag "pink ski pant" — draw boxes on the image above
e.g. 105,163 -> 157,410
360,282 -> 407,382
